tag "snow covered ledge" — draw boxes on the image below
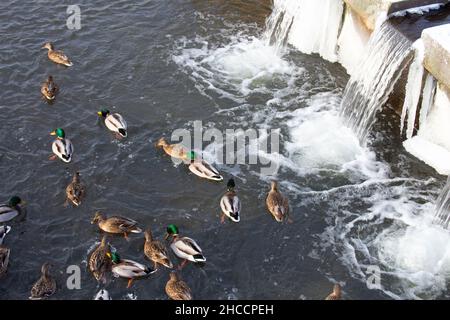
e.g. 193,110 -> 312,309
403,25 -> 450,176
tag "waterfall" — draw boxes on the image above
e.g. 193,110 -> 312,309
340,22 -> 413,143
400,40 -> 425,139
434,176 -> 450,229
264,0 -> 344,60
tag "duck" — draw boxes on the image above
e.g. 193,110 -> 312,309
144,228 -> 173,270
91,211 -> 142,240
165,224 -> 205,270
88,235 -> 112,283
220,178 -> 241,223
94,289 -> 111,300
0,246 -> 10,278
0,196 -> 24,223
188,152 -> 223,182
325,284 -> 342,300
0,225 -> 11,246
107,251 -> 155,288
65,171 -> 85,207
97,109 -> 127,139
29,263 -> 56,300
42,42 -> 73,66
50,128 -> 74,163
41,76 -> 58,101
165,272 -> 192,300
266,181 -> 290,223
156,137 -> 190,161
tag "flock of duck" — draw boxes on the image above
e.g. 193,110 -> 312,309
0,42 -> 341,301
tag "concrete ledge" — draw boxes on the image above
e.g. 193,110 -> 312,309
423,24 -> 450,90
344,0 -> 447,30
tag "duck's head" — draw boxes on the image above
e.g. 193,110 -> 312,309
41,262 -> 52,277
8,196 -> 22,208
91,211 -> 105,224
144,228 -> 153,241
169,271 -> 180,281
164,224 -> 179,240
42,42 -> 53,51
97,109 -> 110,118
188,151 -> 196,162
270,180 -> 278,191
227,178 -> 235,191
106,251 -> 121,264
156,137 -> 167,148
50,128 -> 65,139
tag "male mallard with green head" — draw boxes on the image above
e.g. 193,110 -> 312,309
91,211 -> 142,240
165,224 -> 205,270
97,109 -> 127,139
50,128 -> 74,163
29,263 -> 56,300
220,178 -> 241,223
165,272 -> 192,300
42,42 -> 73,66
107,251 -> 155,288
0,196 -> 24,223
188,151 -> 223,182
65,171 -> 85,207
88,235 -> 112,283
41,76 -> 58,101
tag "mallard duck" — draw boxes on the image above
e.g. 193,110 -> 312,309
42,42 -> 73,66
41,76 -> 58,101
220,178 -> 241,223
88,235 -> 112,283
144,228 -> 173,270
165,224 -> 205,270
325,284 -> 342,300
188,152 -> 223,182
0,196 -> 24,223
29,263 -> 56,300
94,289 -> 111,300
65,171 -> 85,207
165,272 -> 192,300
108,252 -> 155,288
91,211 -> 142,240
50,128 -> 74,163
156,137 -> 190,161
0,246 -> 10,278
266,181 -> 290,223
97,109 -> 127,138
0,225 -> 11,246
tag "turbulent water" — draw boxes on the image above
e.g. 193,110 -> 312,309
0,0 -> 449,300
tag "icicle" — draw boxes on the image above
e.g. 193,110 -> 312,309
418,73 -> 437,129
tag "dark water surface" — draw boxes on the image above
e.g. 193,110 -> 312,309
0,0 -> 448,300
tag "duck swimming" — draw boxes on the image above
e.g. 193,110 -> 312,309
97,109 -> 127,139
220,178 -> 241,223
50,128 -> 74,163
325,284 -> 342,300
91,211 -> 142,240
0,196 -> 24,223
188,152 -> 223,182
42,42 -> 73,67
29,263 -> 56,300
144,228 -> 173,270
65,171 -> 85,207
41,76 -> 58,101
165,224 -> 205,270
156,137 -> 190,161
88,235 -> 112,283
165,272 -> 192,300
108,252 -> 155,288
266,181 -> 290,223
